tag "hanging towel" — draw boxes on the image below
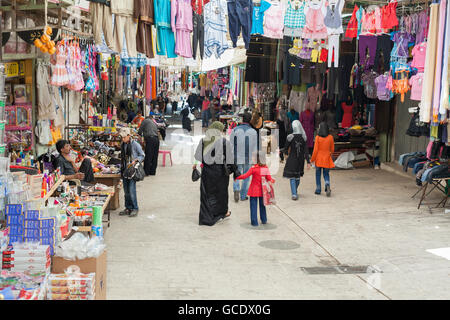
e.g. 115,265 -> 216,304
440,1 -> 450,115
420,3 -> 439,123
432,0 -> 447,120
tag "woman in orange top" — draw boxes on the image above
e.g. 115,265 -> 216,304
311,122 -> 335,197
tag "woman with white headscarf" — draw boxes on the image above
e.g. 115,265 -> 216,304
283,120 -> 311,200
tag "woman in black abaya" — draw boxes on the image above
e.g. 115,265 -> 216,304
193,121 -> 235,226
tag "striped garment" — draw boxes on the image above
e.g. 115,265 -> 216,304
204,0 -> 229,58
284,1 -> 306,30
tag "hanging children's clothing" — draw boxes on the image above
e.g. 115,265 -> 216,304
345,4 -> 359,38
51,42 -> 70,87
284,0 -> 306,37
409,73 -> 424,101
302,0 -> 328,40
204,0 -> 229,59
324,0 -> 344,35
374,73 -> 390,101
66,42 -> 85,91
328,34 -> 339,68
300,109 -> 315,149
250,0 -> 271,35
154,0 -> 177,58
263,1 -> 285,39
227,0 -> 252,49
305,85 -> 321,111
341,102 -> 354,128
171,0 -> 194,58
411,42 -> 427,72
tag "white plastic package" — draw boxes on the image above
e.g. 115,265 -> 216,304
55,232 -> 106,261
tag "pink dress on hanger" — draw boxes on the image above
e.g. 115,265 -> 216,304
263,1 -> 285,39
302,0 -> 328,40
51,43 -> 70,87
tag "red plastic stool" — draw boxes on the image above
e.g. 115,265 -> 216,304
159,150 -> 173,167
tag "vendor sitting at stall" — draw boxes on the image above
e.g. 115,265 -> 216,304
55,140 -> 95,183
131,111 -> 145,127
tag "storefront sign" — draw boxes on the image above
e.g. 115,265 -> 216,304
4,61 -> 25,78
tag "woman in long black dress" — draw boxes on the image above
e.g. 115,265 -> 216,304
194,121 -> 235,226
180,98 -> 192,132
283,120 -> 311,201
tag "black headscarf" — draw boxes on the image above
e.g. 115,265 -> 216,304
318,122 -> 329,138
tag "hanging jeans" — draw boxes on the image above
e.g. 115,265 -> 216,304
250,197 -> 267,226
233,164 -> 251,200
202,109 -> 211,127
315,167 -> 330,192
358,35 -> 377,66
328,34 -> 340,68
290,178 -> 300,197
90,2 -> 114,49
367,104 -> 376,127
114,15 -> 137,57
192,12 -> 205,60
144,135 -> 160,176
227,0 -> 253,49
123,178 -> 138,210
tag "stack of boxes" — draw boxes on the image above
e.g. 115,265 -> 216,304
5,205 -> 57,255
47,273 -> 95,300
2,243 -> 51,273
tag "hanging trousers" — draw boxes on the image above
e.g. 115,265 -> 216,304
114,15 -> 138,57
358,35 -> 377,66
192,12 -> 205,60
137,21 -> 154,58
227,0 -> 253,49
328,34 -> 340,68
374,34 -> 393,73
144,135 -> 160,176
90,2 -> 115,49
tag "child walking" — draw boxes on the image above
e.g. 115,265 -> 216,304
311,122 -> 335,196
235,151 -> 275,226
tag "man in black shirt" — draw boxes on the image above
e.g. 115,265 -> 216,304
55,140 -> 94,183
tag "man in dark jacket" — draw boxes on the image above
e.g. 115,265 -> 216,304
138,115 -> 160,176
230,112 -> 257,202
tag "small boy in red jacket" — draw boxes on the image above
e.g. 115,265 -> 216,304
235,152 -> 275,226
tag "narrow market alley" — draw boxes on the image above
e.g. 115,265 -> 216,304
105,127 -> 450,300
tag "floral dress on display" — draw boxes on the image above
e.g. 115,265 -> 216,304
51,42 -> 70,87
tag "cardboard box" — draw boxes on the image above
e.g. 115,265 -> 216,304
353,160 -> 372,168
51,250 -> 107,300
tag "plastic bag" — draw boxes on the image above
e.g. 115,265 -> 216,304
261,176 -> 276,206
55,232 -> 105,261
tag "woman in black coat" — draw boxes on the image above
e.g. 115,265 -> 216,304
283,120 -> 311,200
193,121 -> 236,226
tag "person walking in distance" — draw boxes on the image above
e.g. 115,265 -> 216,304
230,111 -> 258,202
119,128 -> 145,217
138,114 -> 160,176
283,120 -> 311,200
310,122 -> 335,196
235,151 -> 275,227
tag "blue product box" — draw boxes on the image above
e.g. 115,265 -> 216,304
40,236 -> 55,246
24,220 -> 40,229
24,228 -> 40,238
25,210 -> 40,220
24,235 -> 40,242
92,226 -> 103,237
40,218 -> 56,229
7,215 -> 24,226
6,205 -> 22,216
9,225 -> 23,236
40,228 -> 54,238
9,235 -> 23,245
